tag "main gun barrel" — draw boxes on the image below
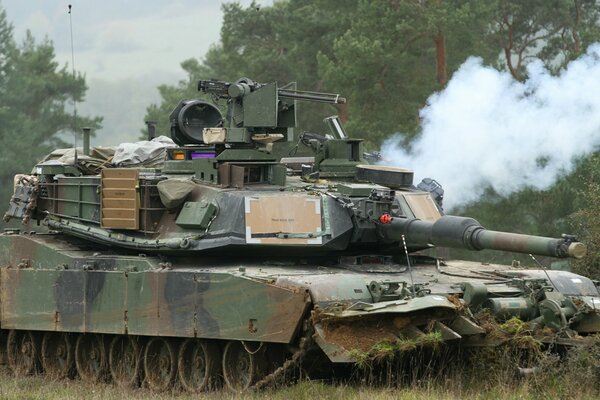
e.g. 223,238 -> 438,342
378,215 -> 586,259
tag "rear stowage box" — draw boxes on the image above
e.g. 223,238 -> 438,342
101,169 -> 140,230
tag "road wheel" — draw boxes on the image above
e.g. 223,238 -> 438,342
41,332 -> 75,379
75,334 -> 108,382
7,330 -> 39,376
109,335 -> 143,388
143,337 -> 177,391
0,330 -> 7,365
178,339 -> 221,392
222,341 -> 266,392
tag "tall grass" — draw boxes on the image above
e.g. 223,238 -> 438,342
1,340 -> 600,400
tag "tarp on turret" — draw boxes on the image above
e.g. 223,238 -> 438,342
112,136 -> 176,168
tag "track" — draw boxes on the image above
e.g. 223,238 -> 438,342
0,327 -> 313,393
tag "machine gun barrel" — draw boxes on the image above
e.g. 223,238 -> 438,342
378,215 -> 586,259
277,89 -> 346,104
198,79 -> 346,104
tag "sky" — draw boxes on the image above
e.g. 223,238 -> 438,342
1,0 -> 271,144
3,0 -> 262,82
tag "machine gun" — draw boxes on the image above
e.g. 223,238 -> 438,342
170,78 -> 346,145
198,78 -> 346,104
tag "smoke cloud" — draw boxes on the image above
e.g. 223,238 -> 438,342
381,45 -> 600,209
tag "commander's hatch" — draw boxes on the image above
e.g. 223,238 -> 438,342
101,168 -> 140,229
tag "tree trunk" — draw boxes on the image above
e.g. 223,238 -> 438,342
572,0 -> 581,54
434,0 -> 447,86
434,29 -> 447,86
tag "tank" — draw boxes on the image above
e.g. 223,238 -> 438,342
1,77 -> 598,392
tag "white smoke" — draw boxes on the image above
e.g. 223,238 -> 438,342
381,45 -> 600,209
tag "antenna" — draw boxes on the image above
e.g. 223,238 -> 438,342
528,254 -> 557,291
68,4 -> 78,165
401,234 -> 417,297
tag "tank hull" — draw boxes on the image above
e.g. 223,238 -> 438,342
2,232 -> 600,391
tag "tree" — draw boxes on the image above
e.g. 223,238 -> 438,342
489,0 -> 600,80
0,6 -> 101,220
0,7 -> 15,87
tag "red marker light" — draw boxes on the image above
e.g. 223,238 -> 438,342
379,213 -> 393,224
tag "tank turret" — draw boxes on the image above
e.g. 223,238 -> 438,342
3,78 -> 586,260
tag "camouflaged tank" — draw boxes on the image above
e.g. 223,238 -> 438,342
1,77 -> 598,392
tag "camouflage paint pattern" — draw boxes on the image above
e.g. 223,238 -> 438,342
0,234 -> 310,343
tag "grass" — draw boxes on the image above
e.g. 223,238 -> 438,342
348,331 -> 444,368
1,373 -> 600,400
1,349 -> 600,400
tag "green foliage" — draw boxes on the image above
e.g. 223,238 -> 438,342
349,330 -> 444,368
318,1 -> 432,146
